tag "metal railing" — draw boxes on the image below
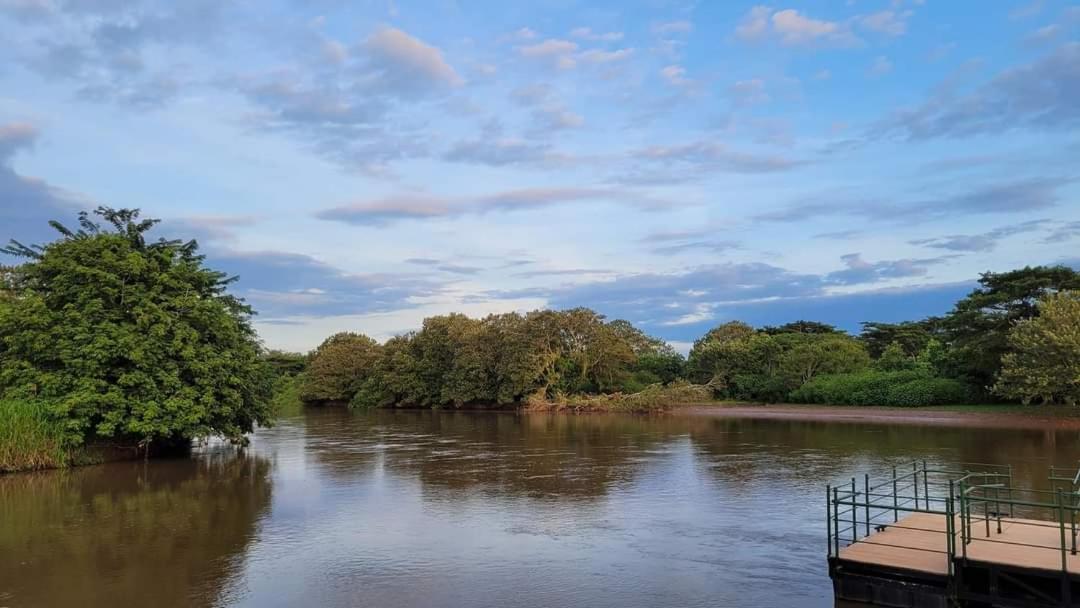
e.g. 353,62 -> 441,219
828,461 -> 1080,577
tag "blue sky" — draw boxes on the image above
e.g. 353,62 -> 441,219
1,0 -> 1078,353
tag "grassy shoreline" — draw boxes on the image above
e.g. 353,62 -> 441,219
0,400 -> 74,473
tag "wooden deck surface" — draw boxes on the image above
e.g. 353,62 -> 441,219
839,512 -> 1080,576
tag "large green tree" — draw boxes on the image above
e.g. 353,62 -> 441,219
0,207 -> 273,449
943,265 -> 1080,389
993,291 -> 1080,405
299,332 -> 381,404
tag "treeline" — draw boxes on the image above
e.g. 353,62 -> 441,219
294,309 -> 686,409
293,265 -> 1080,408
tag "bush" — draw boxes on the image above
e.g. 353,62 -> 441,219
790,370 -> 971,406
0,208 -> 273,449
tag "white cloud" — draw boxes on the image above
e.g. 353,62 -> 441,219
858,10 -> 911,36
364,27 -> 464,88
735,5 -> 772,40
518,38 -> 579,69
579,48 -> 634,64
735,6 -> 859,47
519,38 -> 578,57
772,9 -> 842,45
660,64 -> 690,86
652,20 -> 693,35
570,27 -> 623,42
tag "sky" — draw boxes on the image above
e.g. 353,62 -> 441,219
1,0 -> 1078,353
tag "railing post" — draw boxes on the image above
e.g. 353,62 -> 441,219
946,493 -> 954,577
1072,494 -> 1077,556
1008,464 -> 1015,517
995,485 -> 1002,534
959,480 -> 968,558
864,473 -> 871,536
922,460 -> 929,510
892,465 -> 898,523
1058,488 -> 1068,573
827,484 -> 833,557
833,486 -> 841,555
851,478 -> 857,544
913,462 -> 920,511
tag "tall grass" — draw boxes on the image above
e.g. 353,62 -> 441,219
0,400 -> 72,473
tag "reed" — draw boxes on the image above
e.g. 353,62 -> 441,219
0,400 -> 71,473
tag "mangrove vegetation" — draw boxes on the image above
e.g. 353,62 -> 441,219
0,208 -> 274,472
293,265 -> 1080,411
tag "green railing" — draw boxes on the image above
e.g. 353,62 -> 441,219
828,461 -> 1080,577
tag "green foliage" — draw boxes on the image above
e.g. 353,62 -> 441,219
687,324 -> 869,401
790,370 -> 972,407
263,350 -> 308,377
761,320 -> 843,335
0,207 -> 273,449
915,339 -> 949,376
875,341 -> 917,372
686,321 -> 757,383
0,400 -> 72,472
299,332 -> 381,404
270,375 -> 304,417
348,309 -> 682,409
943,265 -> 1080,389
859,319 -> 942,358
993,291 -> 1080,405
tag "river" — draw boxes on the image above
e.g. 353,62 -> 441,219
3,407 -> 1080,607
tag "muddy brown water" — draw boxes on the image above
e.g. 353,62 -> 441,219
3,407 -> 1080,607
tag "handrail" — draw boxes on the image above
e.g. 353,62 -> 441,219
827,460 -> 1080,572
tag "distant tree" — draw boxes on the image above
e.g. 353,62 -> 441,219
944,265 -> 1080,389
859,319 -> 942,358
774,333 -> 871,388
993,291 -> 1080,405
0,207 -> 273,448
875,341 -> 917,372
762,320 -> 843,335
263,350 -> 308,377
686,321 -> 756,383
300,333 -> 381,404
607,318 -> 685,387
687,323 -> 869,401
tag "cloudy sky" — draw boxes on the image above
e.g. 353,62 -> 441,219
1,0 -> 1078,352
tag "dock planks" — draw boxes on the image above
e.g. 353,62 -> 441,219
839,511 -> 1080,576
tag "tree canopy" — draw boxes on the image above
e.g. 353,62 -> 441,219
687,323 -> 870,401
942,265 -> 1080,389
993,291 -> 1080,405
0,207 -> 273,448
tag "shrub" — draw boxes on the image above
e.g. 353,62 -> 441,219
790,370 -> 971,406
0,208 -> 273,449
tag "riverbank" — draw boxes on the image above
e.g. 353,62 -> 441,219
523,381 -> 712,413
0,399 -> 181,474
675,402 -> 1080,430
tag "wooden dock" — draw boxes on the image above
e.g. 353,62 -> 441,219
840,512 -> 1080,577
827,461 -> 1080,607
